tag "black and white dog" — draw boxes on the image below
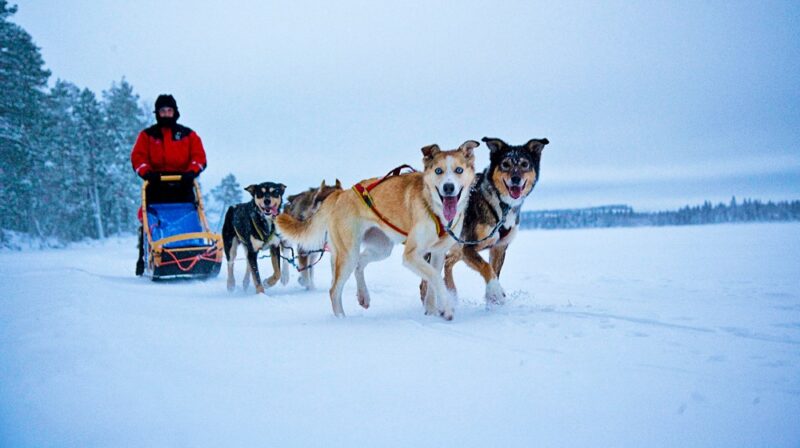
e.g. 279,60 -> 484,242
222,182 -> 287,294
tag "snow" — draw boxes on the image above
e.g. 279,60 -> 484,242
1,223 -> 799,447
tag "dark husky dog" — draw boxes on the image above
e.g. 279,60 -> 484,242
282,179 -> 343,289
222,182 -> 286,294
421,136 -> 549,305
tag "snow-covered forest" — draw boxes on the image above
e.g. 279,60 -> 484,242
0,2 -> 146,243
0,2 -> 243,248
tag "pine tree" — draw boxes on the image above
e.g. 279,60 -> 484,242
70,88 -> 112,239
209,174 -> 243,230
0,1 -> 51,234
101,78 -> 148,235
33,80 -> 83,241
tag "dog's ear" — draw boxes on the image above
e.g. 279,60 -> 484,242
244,184 -> 257,196
319,179 -> 327,189
279,183 -> 287,192
525,138 -> 549,154
421,144 -> 441,161
334,178 -> 342,189
458,140 -> 479,160
482,137 -> 508,154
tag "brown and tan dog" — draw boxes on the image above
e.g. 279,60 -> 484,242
282,179 -> 343,289
276,141 -> 478,320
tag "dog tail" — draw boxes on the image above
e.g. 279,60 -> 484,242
275,191 -> 339,248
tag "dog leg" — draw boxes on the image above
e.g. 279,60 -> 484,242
226,241 -> 238,292
355,228 -> 393,309
297,252 -> 310,288
423,251 -> 446,315
242,254 -> 252,291
462,246 -> 504,305
263,245 -> 282,288
418,253 -> 432,304
280,244 -> 291,286
306,252 -> 320,290
490,245 -> 508,278
246,251 -> 265,294
443,247 -> 463,295
328,229 -> 359,317
403,241 -> 454,320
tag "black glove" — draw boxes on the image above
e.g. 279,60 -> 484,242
143,172 -> 160,184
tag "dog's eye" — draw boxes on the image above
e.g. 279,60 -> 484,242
435,168 -> 444,175
455,167 -> 464,174
501,160 -> 512,170
520,160 -> 530,169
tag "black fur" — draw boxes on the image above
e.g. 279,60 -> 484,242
222,182 -> 286,292
143,123 -> 193,141
461,137 -> 548,243
426,137 -> 549,304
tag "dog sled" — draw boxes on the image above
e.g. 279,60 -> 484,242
140,174 -> 223,280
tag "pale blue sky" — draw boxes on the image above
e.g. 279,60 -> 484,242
15,0 -> 800,210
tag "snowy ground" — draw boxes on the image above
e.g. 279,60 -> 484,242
1,223 -> 799,447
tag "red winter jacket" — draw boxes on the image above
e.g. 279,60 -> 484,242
130,124 -> 207,177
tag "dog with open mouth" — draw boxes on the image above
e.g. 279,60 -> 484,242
421,136 -> 549,306
276,141 -> 478,320
222,182 -> 287,294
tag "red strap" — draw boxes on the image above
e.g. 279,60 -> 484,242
365,164 -> 417,191
353,168 -> 448,239
158,246 -> 219,271
353,183 -> 409,237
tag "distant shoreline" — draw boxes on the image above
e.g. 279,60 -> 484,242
520,198 -> 800,230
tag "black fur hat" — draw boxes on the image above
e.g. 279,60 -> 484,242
154,94 -> 180,119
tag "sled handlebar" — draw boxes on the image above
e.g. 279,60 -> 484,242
160,174 -> 182,182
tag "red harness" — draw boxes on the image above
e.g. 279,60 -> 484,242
352,164 -> 446,238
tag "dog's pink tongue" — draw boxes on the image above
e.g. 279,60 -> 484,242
442,196 -> 458,222
270,205 -> 279,216
509,186 -> 522,199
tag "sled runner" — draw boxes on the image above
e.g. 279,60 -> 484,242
141,174 -> 223,280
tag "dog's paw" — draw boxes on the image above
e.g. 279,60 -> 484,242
226,278 -> 236,292
264,276 -> 279,288
357,290 -> 370,309
255,285 -> 265,294
485,279 -> 506,305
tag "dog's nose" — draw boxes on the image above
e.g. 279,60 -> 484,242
511,176 -> 522,185
442,183 -> 455,195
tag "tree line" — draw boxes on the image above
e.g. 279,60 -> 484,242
0,2 -> 245,249
1,1 -> 150,244
520,198 -> 800,230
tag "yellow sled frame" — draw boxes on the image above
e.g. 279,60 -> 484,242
141,174 -> 223,270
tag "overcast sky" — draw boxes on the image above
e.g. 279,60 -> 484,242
14,0 -> 800,210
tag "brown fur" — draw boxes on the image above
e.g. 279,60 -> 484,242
429,137 -> 549,305
282,179 -> 343,289
275,141 -> 479,320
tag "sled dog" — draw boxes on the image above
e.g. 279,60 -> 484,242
282,179 -> 343,289
222,182 -> 286,294
276,141 -> 478,320
422,136 -> 549,305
